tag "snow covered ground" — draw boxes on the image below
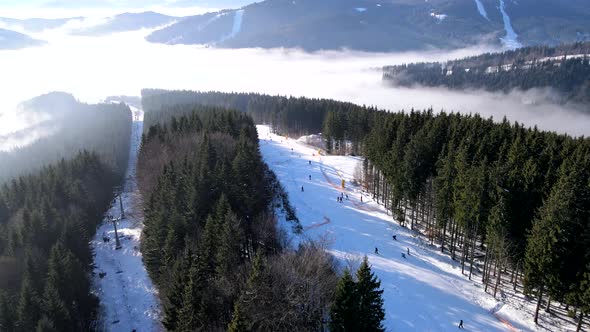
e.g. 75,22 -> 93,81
258,125 -> 574,332
473,0 -> 489,20
92,108 -> 162,332
220,9 -> 244,42
498,0 -> 522,49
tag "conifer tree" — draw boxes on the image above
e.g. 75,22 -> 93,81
227,302 -> 250,332
35,316 -> 57,332
355,256 -> 385,332
329,268 -> 358,332
176,255 -> 208,331
0,290 -> 15,332
16,276 -> 40,332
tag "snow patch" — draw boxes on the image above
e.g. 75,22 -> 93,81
430,12 -> 448,22
219,9 -> 244,42
473,0 -> 489,20
498,0 -> 522,49
355,7 -> 367,13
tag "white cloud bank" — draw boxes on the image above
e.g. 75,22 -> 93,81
0,29 -> 589,149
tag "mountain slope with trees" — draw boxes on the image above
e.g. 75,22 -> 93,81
0,92 -> 132,184
0,152 -> 125,331
383,42 -> 590,105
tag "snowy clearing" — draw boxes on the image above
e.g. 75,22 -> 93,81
473,0 -> 489,20
220,9 -> 244,42
92,108 -> 162,332
258,125 -> 574,331
498,0 -> 522,49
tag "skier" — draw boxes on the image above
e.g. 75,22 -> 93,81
346,194 -> 349,200
392,235 -> 397,241
301,186 -> 304,192
407,248 -> 410,256
309,175 -> 311,181
458,320 -> 464,329
375,247 -> 379,255
361,196 -> 363,203
309,160 -> 312,165
401,253 -> 406,259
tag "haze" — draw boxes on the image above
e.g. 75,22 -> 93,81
1,17 -> 589,149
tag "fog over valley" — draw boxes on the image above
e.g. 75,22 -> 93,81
1,23 -> 589,151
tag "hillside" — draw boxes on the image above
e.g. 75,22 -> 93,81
382,42 -> 590,105
147,0 -> 590,52
0,28 -> 43,50
74,11 -> 178,36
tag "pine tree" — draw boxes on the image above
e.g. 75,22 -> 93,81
227,302 -> 250,332
40,284 -> 70,332
0,290 -> 15,332
16,276 -> 40,332
216,209 -> 245,278
176,255 -> 208,331
329,268 -> 358,332
355,256 -> 385,332
35,316 -> 57,332
162,249 -> 193,331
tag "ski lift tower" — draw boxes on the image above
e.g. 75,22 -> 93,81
107,213 -> 122,250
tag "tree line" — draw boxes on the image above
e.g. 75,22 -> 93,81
382,42 -> 590,105
0,92 -> 132,184
0,151 -> 124,331
137,99 -> 386,331
148,89 -> 590,330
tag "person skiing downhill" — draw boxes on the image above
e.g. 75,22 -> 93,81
301,186 -> 304,192
407,248 -> 410,256
309,175 -> 311,180
392,235 -> 397,241
374,247 -> 379,255
458,320 -> 464,329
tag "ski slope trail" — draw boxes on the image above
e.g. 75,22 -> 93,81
258,125 -> 529,331
92,108 -> 162,332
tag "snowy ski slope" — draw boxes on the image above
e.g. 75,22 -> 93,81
92,108 -> 162,332
258,125 -> 543,332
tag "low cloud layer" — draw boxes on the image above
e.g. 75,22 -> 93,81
0,28 -> 588,150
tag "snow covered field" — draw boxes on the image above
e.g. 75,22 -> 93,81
92,108 -> 162,332
257,125 -> 570,332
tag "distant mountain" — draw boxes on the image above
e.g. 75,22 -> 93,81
0,28 -> 44,50
147,0 -> 590,52
0,17 -> 77,32
74,11 -> 178,35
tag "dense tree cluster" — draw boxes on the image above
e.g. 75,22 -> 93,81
141,89 -> 366,140
160,90 -> 590,328
0,92 -> 132,184
0,152 -> 123,331
382,42 -> 590,104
